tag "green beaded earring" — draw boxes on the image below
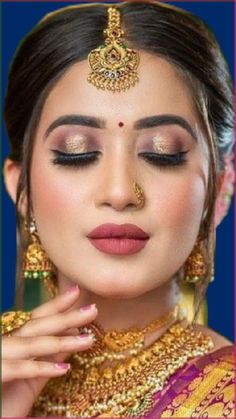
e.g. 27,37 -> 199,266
22,218 -> 57,296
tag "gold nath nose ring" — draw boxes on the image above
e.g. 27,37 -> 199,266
133,182 -> 145,209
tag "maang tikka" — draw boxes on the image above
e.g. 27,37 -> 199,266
88,7 -> 140,92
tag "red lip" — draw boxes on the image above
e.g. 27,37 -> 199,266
87,223 -> 150,255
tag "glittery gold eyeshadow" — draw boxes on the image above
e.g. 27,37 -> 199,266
150,134 -> 184,154
152,135 -> 171,154
64,134 -> 87,154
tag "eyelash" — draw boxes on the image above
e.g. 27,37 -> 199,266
51,150 -> 188,168
51,150 -> 101,166
139,151 -> 189,167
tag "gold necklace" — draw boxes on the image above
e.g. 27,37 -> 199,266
32,320 -> 214,418
77,304 -> 180,365
98,304 -> 180,351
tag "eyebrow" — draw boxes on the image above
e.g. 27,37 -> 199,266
44,113 -> 197,142
44,114 -> 106,139
134,114 -> 198,141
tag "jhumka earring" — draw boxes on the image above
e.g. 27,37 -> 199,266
87,7 -> 140,92
22,218 -> 57,297
183,237 -> 214,284
133,182 -> 145,209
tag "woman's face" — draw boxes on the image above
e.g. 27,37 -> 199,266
30,52 -> 209,298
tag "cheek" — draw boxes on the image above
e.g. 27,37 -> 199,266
30,159 -> 90,231
150,173 -> 206,232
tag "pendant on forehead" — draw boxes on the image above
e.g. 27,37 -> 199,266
87,7 -> 140,92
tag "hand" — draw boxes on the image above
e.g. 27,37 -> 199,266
2,286 -> 98,417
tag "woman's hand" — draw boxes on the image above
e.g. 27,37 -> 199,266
2,286 -> 97,417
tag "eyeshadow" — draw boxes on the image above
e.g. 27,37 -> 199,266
152,135 -> 170,153
65,134 -> 87,153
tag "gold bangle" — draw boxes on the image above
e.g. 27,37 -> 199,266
1,311 -> 32,335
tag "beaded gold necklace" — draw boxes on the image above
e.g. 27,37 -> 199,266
32,320 -> 214,417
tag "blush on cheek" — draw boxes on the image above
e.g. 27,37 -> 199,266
152,177 -> 206,231
31,175 -> 65,219
30,167 -> 82,234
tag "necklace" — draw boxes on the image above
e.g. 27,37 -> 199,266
32,320 -> 214,417
76,304 -> 180,364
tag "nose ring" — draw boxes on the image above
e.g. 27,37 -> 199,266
133,182 -> 145,209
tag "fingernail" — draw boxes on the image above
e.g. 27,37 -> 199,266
77,333 -> 93,339
66,285 -> 79,294
79,303 -> 96,312
55,363 -> 71,370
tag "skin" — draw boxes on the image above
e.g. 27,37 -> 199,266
3,51 -> 231,417
29,53 -> 209,323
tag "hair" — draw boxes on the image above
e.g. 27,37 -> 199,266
4,1 -> 234,319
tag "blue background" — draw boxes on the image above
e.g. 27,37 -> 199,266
1,1 -> 234,341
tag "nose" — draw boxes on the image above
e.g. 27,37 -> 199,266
94,155 -> 142,212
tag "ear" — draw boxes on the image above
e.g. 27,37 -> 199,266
216,170 -> 225,196
3,158 -> 21,203
3,159 -> 27,215
201,171 -> 225,224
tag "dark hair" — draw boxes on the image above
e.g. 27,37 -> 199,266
4,1 -> 234,319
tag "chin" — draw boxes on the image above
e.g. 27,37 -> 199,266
83,275 -> 149,299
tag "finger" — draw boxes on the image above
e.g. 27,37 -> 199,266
15,304 -> 97,337
2,359 -> 71,383
32,285 -> 80,319
2,334 -> 94,360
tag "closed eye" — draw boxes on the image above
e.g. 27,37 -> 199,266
51,150 -> 101,166
139,151 -> 189,167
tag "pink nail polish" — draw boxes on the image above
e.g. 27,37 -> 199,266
55,363 -> 71,370
78,333 -> 92,339
66,285 -> 78,294
80,304 -> 96,311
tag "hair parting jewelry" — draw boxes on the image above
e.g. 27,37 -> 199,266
87,7 -> 140,92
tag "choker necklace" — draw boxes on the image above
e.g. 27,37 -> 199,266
32,319 -> 214,418
76,304 -> 181,365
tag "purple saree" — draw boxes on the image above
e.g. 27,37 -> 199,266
146,345 -> 234,418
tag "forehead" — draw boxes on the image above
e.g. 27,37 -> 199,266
40,51 -> 199,126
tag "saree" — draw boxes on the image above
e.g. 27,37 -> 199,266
146,345 -> 235,418
31,345 -> 234,417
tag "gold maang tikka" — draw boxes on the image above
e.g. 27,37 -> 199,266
88,7 -> 140,92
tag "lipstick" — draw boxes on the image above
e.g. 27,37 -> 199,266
87,223 -> 150,255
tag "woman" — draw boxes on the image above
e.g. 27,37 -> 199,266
2,1 -> 234,417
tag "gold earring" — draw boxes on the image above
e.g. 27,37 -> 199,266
183,238 -> 208,284
133,182 -> 145,209
22,218 -> 57,297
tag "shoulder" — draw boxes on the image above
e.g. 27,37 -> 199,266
193,323 -> 233,353
191,323 -> 234,368
157,324 -> 234,418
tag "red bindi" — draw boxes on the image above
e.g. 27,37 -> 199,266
118,122 -> 124,127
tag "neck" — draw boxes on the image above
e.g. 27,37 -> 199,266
57,275 -> 181,346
